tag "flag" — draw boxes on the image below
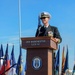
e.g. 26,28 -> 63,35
0,44 -> 4,75
5,44 -> 11,72
24,63 -> 27,75
25,62 -> 27,72
25,51 -> 27,72
72,48 -> 75,75
38,15 -> 41,28
61,46 -> 65,75
63,45 -> 69,73
54,45 -> 60,75
10,45 -> 17,75
72,63 -> 75,75
35,15 -> 42,37
0,44 -> 4,57
24,51 -> 27,75
0,44 -> 4,70
1,44 -> 11,75
16,46 -> 24,75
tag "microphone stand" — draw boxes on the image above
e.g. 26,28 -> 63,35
37,25 -> 42,37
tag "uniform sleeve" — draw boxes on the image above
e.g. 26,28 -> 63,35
35,29 -> 39,37
54,27 -> 62,43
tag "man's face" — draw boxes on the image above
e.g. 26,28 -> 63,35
41,17 -> 50,26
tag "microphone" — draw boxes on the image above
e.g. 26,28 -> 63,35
38,25 -> 42,31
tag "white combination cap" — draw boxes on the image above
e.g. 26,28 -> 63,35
40,12 -> 51,19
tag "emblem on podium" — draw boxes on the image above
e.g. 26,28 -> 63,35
32,57 -> 42,70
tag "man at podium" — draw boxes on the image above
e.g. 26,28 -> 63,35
35,11 -> 62,43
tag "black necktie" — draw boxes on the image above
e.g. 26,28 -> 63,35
44,27 -> 47,36
44,27 -> 47,31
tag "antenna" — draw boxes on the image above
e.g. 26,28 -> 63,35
18,0 -> 22,46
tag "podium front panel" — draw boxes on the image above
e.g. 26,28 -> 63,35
26,48 -> 53,75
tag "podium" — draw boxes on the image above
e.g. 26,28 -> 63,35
21,36 -> 58,75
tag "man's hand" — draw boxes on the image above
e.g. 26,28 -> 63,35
54,38 -> 60,43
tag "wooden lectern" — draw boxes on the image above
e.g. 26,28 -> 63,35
21,36 -> 58,75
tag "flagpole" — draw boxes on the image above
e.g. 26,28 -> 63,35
18,0 -> 22,47
18,0 -> 22,75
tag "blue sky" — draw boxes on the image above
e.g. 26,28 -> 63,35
0,0 -> 75,71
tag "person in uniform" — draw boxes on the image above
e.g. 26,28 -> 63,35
35,11 -> 62,43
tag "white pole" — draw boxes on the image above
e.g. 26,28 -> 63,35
18,0 -> 21,46
74,46 -> 75,64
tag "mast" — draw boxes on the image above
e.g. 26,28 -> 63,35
18,0 -> 22,46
